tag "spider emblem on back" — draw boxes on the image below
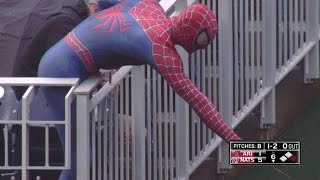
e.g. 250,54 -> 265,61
92,4 -> 133,32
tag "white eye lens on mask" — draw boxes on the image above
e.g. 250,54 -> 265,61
196,31 -> 209,47
0,86 -> 4,99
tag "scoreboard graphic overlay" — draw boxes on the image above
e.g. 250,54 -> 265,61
229,141 -> 300,165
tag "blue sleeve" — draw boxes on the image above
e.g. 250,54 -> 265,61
97,0 -> 121,11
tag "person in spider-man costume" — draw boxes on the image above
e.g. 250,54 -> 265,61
37,0 -> 241,179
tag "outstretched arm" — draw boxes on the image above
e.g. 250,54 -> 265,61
154,49 -> 241,142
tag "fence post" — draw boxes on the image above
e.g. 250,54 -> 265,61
21,86 -> 36,180
304,0 -> 320,83
217,0 -> 233,173
76,94 -> 90,180
175,45 -> 190,180
260,0 -> 277,129
131,66 -> 146,180
174,1 -> 190,179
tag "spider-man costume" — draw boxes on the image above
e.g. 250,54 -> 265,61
37,0 -> 241,179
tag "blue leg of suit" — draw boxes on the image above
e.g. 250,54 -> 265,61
38,41 -> 89,180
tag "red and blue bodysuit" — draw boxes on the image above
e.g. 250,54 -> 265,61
37,0 -> 241,179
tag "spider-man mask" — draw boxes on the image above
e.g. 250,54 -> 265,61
171,4 -> 218,53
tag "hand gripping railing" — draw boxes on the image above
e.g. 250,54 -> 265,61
74,66 -> 139,180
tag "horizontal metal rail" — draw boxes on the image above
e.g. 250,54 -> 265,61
0,77 -> 78,179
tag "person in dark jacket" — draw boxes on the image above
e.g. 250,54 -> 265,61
12,0 -> 90,100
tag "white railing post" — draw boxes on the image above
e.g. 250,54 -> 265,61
131,66 -> 146,180
304,0 -> 320,83
21,86 -> 36,180
174,1 -> 190,179
260,0 -> 277,129
217,0 -> 233,173
76,94 -> 90,180
175,46 -> 190,180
